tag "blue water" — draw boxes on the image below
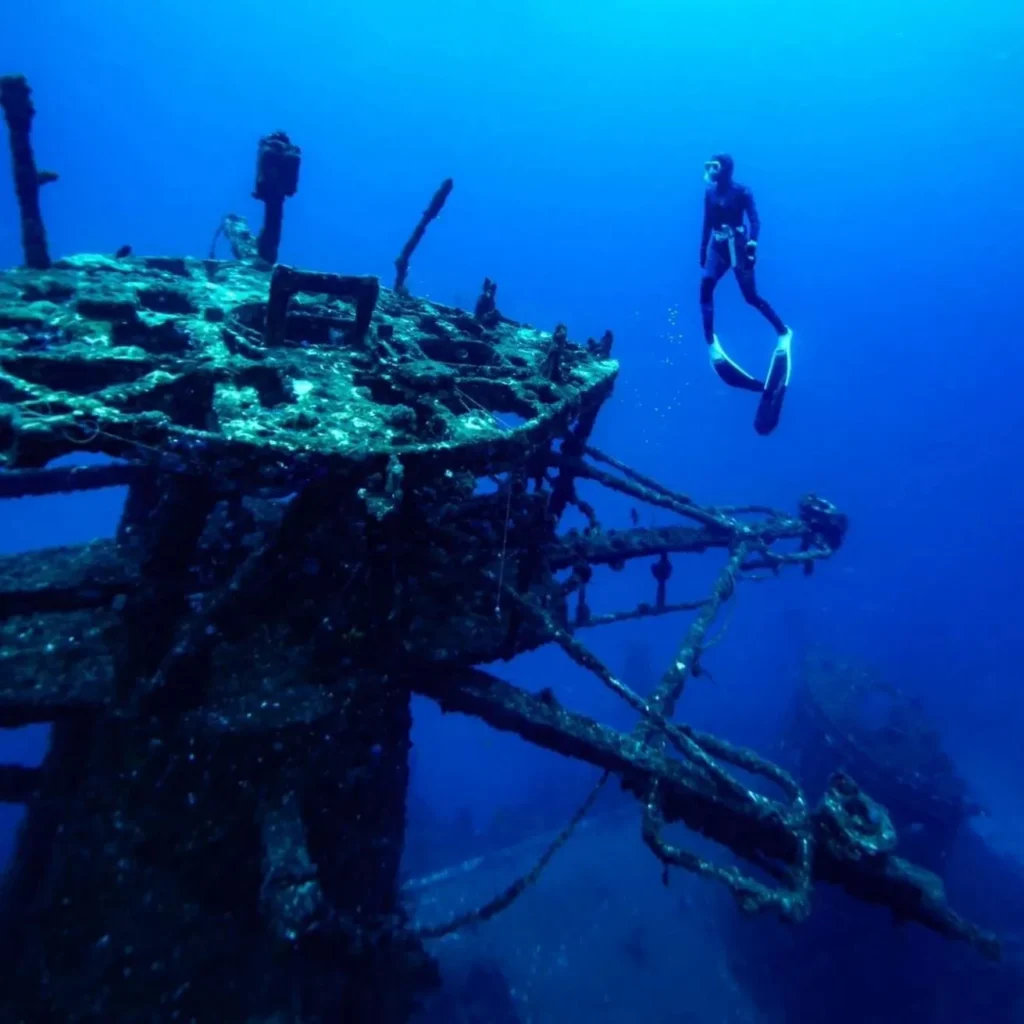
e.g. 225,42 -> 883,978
2,1 -> 1023,1020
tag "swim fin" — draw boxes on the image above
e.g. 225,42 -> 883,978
709,336 -> 764,393
754,330 -> 792,436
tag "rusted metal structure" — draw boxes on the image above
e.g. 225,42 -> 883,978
0,74 -> 1001,1022
787,649 -> 986,867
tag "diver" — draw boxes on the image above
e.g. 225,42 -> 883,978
699,153 -> 793,435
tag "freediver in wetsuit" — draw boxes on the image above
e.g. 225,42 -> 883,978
699,153 -> 793,435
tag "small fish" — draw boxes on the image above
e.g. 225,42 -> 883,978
630,507 -> 639,526
115,244 -> 132,258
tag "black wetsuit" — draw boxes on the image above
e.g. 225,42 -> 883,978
699,178 -> 786,343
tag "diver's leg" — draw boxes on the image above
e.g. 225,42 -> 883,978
734,265 -> 788,336
699,251 -> 727,343
701,246 -> 763,392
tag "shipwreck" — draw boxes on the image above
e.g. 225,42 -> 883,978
0,74 -> 1001,1022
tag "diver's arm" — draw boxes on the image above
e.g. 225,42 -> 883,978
700,192 -> 712,266
744,187 -> 761,242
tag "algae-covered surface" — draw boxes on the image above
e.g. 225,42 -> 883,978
0,254 -> 616,475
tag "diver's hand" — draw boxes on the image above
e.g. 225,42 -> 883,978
745,240 -> 758,265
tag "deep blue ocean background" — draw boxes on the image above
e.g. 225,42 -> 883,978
2,1 -> 1024,1020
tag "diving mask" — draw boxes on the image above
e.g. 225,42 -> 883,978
703,159 -> 721,184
